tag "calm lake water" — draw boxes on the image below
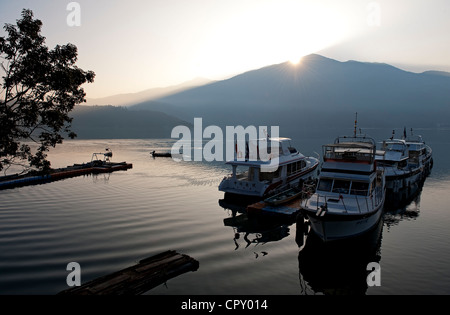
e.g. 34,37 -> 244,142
1,128 -> 450,295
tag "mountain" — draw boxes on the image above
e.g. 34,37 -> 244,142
69,105 -> 191,139
422,70 -> 450,78
130,54 -> 450,136
85,77 -> 213,106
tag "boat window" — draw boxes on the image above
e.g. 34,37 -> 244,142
287,160 -> 307,176
389,143 -> 405,152
296,160 -> 306,170
332,179 -> 350,194
350,181 -> 369,196
259,167 -> 280,182
317,178 -> 333,192
287,163 -> 292,175
235,166 -> 247,178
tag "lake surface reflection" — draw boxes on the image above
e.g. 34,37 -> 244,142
1,129 -> 450,295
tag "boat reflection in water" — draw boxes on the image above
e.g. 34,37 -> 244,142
219,198 -> 297,252
296,216 -> 383,295
383,177 -> 424,229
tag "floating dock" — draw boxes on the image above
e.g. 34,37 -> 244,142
58,250 -> 199,295
0,161 -> 132,190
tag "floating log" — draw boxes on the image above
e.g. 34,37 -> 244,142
58,250 -> 199,295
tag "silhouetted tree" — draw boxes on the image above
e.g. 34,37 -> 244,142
0,9 -> 95,174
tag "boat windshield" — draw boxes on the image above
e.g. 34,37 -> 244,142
350,181 -> 369,196
332,179 -> 350,194
317,178 -> 369,196
317,178 -> 333,192
385,143 -> 406,152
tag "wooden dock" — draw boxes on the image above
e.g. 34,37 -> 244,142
58,250 -> 199,295
0,161 -> 132,190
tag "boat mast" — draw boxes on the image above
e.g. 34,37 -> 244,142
354,112 -> 358,138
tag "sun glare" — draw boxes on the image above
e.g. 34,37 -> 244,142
289,57 -> 302,65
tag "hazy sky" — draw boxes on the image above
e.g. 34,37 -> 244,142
1,0 -> 449,98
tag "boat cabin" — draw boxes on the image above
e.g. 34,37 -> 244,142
404,135 -> 428,165
376,139 -> 409,168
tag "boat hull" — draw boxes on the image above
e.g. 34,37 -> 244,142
383,156 -> 433,205
302,203 -> 384,242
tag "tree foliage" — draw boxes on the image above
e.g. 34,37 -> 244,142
0,9 -> 95,174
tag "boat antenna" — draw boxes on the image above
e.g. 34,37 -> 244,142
354,112 -> 358,137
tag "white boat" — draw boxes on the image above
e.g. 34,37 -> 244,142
218,137 -> 319,201
301,134 -> 386,242
376,129 -> 433,204
404,131 -> 433,177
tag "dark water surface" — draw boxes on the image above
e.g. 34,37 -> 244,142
1,128 -> 450,295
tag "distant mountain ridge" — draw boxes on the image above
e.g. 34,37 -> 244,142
73,54 -> 450,139
85,77 -> 213,106
422,70 -> 450,77
70,105 -> 191,139
130,54 -> 450,135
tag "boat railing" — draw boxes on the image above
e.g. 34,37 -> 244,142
324,151 -> 374,162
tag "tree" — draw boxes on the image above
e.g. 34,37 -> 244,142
0,9 -> 95,174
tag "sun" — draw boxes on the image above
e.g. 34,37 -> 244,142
289,56 -> 302,65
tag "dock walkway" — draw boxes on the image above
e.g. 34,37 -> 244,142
0,161 -> 132,190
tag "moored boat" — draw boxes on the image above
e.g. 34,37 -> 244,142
376,129 -> 433,204
218,137 -> 319,203
301,134 -> 386,242
151,151 -> 172,158
404,130 -> 433,177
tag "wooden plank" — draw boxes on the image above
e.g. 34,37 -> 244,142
58,250 -> 199,295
